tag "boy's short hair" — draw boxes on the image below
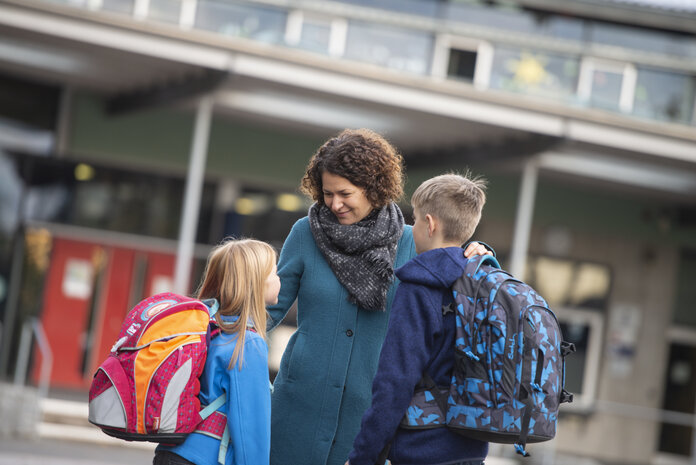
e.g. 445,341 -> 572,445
411,173 -> 487,245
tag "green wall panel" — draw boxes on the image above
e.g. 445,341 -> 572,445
70,93 -> 193,169
68,93 -> 324,189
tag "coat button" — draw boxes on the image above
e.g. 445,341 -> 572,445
346,329 -> 354,337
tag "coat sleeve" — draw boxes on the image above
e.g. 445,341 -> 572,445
348,282 -> 441,465
267,219 -> 305,330
226,336 -> 271,465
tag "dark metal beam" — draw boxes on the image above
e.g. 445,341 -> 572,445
105,69 -> 228,116
403,134 -> 562,169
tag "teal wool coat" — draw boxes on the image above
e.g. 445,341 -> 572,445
268,217 -> 415,465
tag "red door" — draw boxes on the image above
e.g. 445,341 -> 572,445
33,238 -> 105,389
33,238 -> 181,390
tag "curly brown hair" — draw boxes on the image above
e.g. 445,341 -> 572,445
300,129 -> 405,208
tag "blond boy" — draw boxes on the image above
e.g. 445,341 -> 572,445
347,173 -> 490,465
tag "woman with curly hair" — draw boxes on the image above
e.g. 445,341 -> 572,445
267,129 -> 488,465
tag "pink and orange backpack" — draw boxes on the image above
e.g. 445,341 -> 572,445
88,293 -> 228,451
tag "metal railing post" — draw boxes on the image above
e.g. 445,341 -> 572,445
32,319 -> 53,399
12,318 -> 52,398
13,319 -> 32,386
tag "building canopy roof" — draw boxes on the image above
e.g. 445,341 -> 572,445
603,0 -> 696,13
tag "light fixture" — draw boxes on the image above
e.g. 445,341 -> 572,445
75,163 -> 95,181
235,197 -> 255,215
276,193 -> 304,212
235,195 -> 272,215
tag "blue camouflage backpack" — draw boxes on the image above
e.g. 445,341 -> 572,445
401,254 -> 575,457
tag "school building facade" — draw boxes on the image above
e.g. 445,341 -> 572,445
0,0 -> 695,463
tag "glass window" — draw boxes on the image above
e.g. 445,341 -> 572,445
556,310 -> 603,408
338,0 -> 440,17
285,13 -> 335,55
0,74 -> 60,131
633,68 -> 696,125
447,48 -> 477,82
578,60 -> 635,113
559,321 -> 589,397
588,68 -> 624,111
672,249 -> 696,327
147,0 -> 182,24
225,189 -> 309,250
543,15 -> 584,42
591,21 -> 696,58
195,0 -> 287,44
658,343 -> 696,456
101,0 -> 135,15
526,256 -> 612,311
344,21 -> 433,75
523,255 -> 610,408
489,47 -> 580,102
16,157 -> 214,243
43,0 -> 90,7
298,20 -> 332,54
446,2 -> 538,35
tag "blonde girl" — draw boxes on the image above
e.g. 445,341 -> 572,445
154,238 -> 280,465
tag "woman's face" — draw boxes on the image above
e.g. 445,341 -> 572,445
321,171 -> 373,225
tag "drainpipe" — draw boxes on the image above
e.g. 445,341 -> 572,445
173,96 -> 213,295
508,156 -> 540,279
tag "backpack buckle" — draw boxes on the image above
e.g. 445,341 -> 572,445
561,389 -> 574,404
561,341 -> 576,357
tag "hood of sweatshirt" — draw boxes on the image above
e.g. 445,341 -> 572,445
394,246 -> 470,289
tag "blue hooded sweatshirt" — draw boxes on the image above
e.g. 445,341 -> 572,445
348,247 -> 488,465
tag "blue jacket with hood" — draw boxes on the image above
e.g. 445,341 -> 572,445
348,247 -> 488,465
158,314 -> 270,465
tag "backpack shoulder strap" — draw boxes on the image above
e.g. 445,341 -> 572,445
463,254 -> 501,277
199,394 -> 226,420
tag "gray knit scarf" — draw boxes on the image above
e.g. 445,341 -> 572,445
308,202 -> 404,311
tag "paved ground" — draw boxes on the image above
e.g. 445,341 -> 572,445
0,435 -> 155,465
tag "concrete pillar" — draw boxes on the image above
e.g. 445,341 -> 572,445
509,156 -> 540,279
173,96 -> 213,295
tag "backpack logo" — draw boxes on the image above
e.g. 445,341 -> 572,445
141,299 -> 177,321
507,333 -> 516,360
126,323 -> 141,335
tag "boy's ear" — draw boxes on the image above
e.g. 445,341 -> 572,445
425,214 -> 436,237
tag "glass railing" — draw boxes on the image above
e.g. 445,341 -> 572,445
35,0 -> 696,127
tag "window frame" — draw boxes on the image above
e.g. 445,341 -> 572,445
432,34 -> 493,89
284,10 -> 347,57
655,326 -> 696,462
578,57 -> 637,113
555,306 -> 604,411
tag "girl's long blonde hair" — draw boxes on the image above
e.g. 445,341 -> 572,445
196,238 -> 276,370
